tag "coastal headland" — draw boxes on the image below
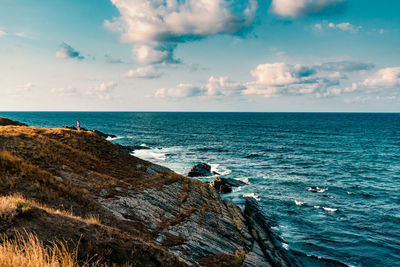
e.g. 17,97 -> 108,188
0,117 -> 341,266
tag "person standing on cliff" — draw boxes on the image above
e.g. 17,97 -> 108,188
77,120 -> 80,131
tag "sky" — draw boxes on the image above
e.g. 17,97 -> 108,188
0,0 -> 399,111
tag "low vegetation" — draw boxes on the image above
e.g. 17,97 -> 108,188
0,231 -> 78,267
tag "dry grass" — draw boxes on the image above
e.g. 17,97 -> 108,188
0,194 -> 101,228
198,249 -> 245,267
0,194 -> 31,220
178,182 -> 190,207
0,231 -> 78,267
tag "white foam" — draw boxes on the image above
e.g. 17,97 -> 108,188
314,206 -> 337,212
210,163 -> 231,176
243,193 -> 260,201
307,186 -> 328,193
132,149 -> 166,161
282,242 -> 289,250
323,207 -> 337,212
232,186 -> 243,193
295,200 -> 304,206
237,177 -> 250,184
106,136 -> 123,141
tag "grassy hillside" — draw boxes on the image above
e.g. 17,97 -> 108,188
0,118 -> 276,267
0,121 -> 186,266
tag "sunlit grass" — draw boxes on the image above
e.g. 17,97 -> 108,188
0,231 -> 78,267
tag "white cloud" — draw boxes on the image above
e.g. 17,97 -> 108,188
0,28 -> 6,37
271,0 -> 345,18
315,22 -> 362,32
155,61 -> 398,100
362,67 -> 400,89
56,43 -> 84,60
155,76 -> 243,98
133,44 -> 177,65
105,0 -> 257,64
87,81 -> 118,100
328,22 -> 361,32
50,87 -> 79,97
125,66 -> 162,79
204,76 -> 244,96
155,84 -> 202,98
243,62 -> 346,98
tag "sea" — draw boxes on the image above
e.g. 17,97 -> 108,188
1,112 -> 399,267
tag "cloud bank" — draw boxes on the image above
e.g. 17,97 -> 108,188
362,67 -> 400,89
156,60 -> 389,99
271,0 -> 345,18
56,43 -> 84,60
155,76 -> 243,98
243,62 -> 345,98
105,0 -> 257,64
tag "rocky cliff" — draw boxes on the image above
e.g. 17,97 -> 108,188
0,117 -> 293,266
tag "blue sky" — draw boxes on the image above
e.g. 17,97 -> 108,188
0,0 -> 399,111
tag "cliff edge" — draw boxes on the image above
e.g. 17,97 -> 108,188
0,117 -> 291,266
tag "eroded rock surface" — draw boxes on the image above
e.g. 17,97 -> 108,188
244,198 -> 291,267
187,163 -> 213,177
210,177 -> 247,193
98,175 -> 277,266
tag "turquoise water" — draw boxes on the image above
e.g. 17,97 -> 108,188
1,112 -> 399,266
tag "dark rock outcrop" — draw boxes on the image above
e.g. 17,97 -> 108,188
117,144 -> 151,153
210,177 -> 247,193
187,163 -> 213,177
0,117 -> 27,126
93,129 -> 117,139
244,197 -> 291,267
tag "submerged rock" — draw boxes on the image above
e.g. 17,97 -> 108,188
210,177 -> 247,193
187,163 -> 213,177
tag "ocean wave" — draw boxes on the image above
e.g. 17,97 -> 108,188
210,163 -> 231,176
307,186 -> 328,193
106,136 -> 123,141
132,149 -> 166,161
232,186 -> 243,193
237,177 -> 250,184
244,153 -> 261,159
314,206 -> 337,212
282,242 -> 289,250
295,200 -> 305,206
243,193 -> 260,201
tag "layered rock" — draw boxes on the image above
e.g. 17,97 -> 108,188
188,163 -> 214,177
210,177 -> 247,193
244,198 -> 291,267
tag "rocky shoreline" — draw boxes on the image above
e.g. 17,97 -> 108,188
0,118 -> 346,266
